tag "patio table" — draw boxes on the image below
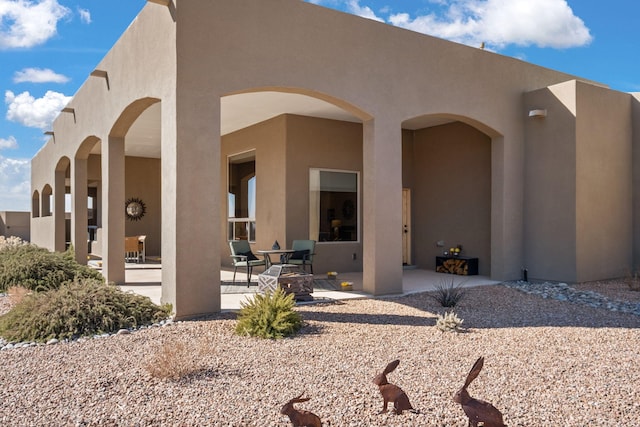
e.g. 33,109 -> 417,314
257,249 -> 295,268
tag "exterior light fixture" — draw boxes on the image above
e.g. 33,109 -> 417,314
528,109 -> 547,118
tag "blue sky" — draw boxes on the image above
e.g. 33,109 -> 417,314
1,0 -> 639,211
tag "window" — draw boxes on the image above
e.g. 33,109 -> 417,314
310,169 -> 359,242
228,151 -> 256,241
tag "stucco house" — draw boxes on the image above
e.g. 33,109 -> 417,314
30,0 -> 640,319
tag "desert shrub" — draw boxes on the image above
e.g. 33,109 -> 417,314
0,236 -> 29,251
145,337 -> 211,380
0,278 -> 172,342
235,289 -> 303,339
435,311 -> 464,332
429,278 -> 467,307
0,244 -> 103,292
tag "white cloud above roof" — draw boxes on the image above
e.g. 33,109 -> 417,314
318,0 -> 592,49
0,0 -> 70,49
5,90 -> 71,130
13,67 -> 70,84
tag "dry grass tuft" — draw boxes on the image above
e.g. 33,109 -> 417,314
145,336 -> 212,380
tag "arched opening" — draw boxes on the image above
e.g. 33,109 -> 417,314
401,114 -> 499,277
41,184 -> 52,217
31,190 -> 40,218
220,88 -> 368,275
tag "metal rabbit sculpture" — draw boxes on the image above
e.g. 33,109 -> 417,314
453,357 -> 505,427
280,392 -> 322,427
373,359 -> 418,415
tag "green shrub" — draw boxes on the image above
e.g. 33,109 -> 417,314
435,311 -> 464,332
0,279 -> 172,342
429,278 -> 467,307
0,244 -> 103,292
235,289 -> 303,339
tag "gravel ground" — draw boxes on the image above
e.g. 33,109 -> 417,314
1,282 -> 639,426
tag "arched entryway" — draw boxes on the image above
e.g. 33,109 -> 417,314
402,114 -> 500,278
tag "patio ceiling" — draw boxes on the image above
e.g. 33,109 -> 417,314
107,91 -> 452,159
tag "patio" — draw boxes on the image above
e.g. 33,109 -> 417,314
115,261 -> 500,311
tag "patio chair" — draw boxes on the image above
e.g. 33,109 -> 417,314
287,239 -> 316,274
229,240 -> 266,286
125,236 -> 141,263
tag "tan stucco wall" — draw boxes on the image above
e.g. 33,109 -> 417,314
408,122 -> 492,275
524,80 -> 634,282
285,114 -> 363,274
524,81 -> 578,281
575,81 -> 632,282
0,211 -> 31,241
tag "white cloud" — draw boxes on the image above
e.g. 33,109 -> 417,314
5,90 -> 72,130
13,67 -> 70,84
0,136 -> 18,150
78,7 -> 90,24
346,0 -> 384,22
388,0 -> 592,49
0,0 -> 70,49
0,154 -> 30,211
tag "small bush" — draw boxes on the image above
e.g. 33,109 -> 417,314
145,337 -> 210,380
0,245 -> 104,292
235,289 -> 303,339
435,311 -> 464,332
429,278 -> 467,307
0,279 -> 172,342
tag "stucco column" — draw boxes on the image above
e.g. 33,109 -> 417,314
54,168 -> 66,253
362,117 -> 403,295
71,157 -> 88,264
162,94 -> 221,319
101,136 -> 126,284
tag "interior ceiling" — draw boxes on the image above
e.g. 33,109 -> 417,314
106,91 -> 453,159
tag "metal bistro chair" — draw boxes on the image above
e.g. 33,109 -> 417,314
286,239 -> 316,274
229,240 -> 266,286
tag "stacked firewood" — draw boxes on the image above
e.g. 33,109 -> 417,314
436,258 -> 469,275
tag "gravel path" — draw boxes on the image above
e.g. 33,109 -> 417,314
1,282 -> 639,426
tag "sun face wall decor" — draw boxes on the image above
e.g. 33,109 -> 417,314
125,197 -> 146,221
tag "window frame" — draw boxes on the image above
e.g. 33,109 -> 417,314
309,168 -> 360,245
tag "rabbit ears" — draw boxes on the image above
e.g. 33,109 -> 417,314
464,356 -> 485,388
289,392 -> 311,404
382,359 -> 401,375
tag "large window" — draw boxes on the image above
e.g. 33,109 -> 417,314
310,169 -> 359,242
228,151 -> 256,241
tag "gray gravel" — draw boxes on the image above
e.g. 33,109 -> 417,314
1,282 -> 640,426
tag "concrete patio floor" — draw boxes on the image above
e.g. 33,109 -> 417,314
116,262 -> 501,312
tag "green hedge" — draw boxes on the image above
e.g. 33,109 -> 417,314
0,279 -> 172,342
0,245 -> 104,292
